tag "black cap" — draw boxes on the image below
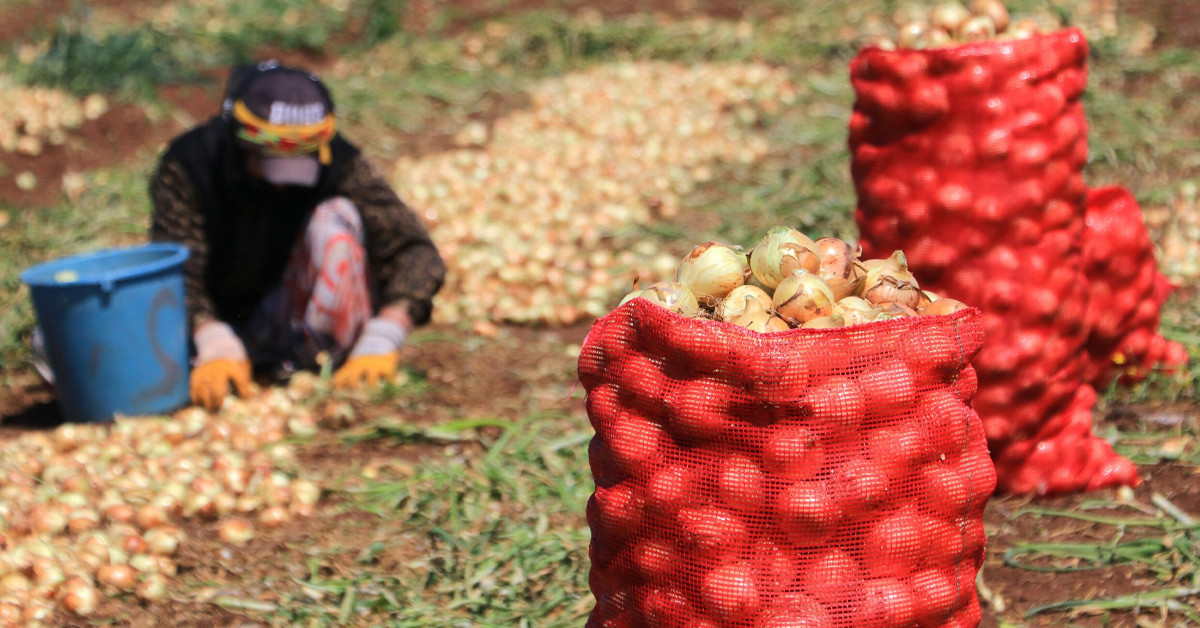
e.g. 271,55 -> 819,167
225,61 -> 335,186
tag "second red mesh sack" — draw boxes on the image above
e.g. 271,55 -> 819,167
849,28 -> 1141,495
1082,185 -> 1187,388
579,298 -> 995,628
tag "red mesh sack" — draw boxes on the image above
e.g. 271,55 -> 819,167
1082,185 -> 1187,387
578,298 -> 995,627
848,28 -> 1140,495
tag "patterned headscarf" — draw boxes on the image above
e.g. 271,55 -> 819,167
231,99 -> 337,165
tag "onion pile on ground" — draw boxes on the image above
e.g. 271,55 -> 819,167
0,384 -> 323,624
392,61 -> 796,330
0,76 -> 107,157
619,226 -> 969,331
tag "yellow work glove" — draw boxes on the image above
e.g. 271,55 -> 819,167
333,352 -> 400,390
191,320 -> 252,411
190,358 -> 253,411
332,318 -> 408,390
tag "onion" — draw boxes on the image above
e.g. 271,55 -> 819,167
917,27 -> 953,48
96,564 -> 138,591
775,481 -> 841,542
762,426 -> 825,480
58,580 -> 98,615
290,480 -> 321,506
218,518 -> 256,545
0,574 -> 30,598
930,1 -> 970,34
716,455 -> 765,512
122,533 -> 149,555
1009,17 -> 1042,39
815,237 -> 865,300
675,241 -> 748,304
897,21 -> 927,48
922,297 -> 969,316
861,251 -> 922,308
103,503 -> 136,524
749,226 -> 820,290
731,298 -> 776,333
814,237 -> 855,277
136,574 -> 168,601
878,302 -> 919,318
30,558 -> 63,588
637,281 -> 704,318
645,465 -> 696,519
28,506 -> 68,536
772,269 -> 835,324
23,599 -> 51,622
144,526 -> 184,556
677,507 -> 747,555
969,0 -> 1009,33
701,563 -> 760,622
67,514 -> 98,534
287,413 -> 319,439
957,15 -> 996,41
835,296 -> 885,326
151,556 -> 178,577
135,504 -> 168,531
765,316 -> 791,332
717,285 -> 773,322
631,539 -> 678,581
0,603 -> 20,624
801,315 -> 844,329
617,289 -> 642,308
258,506 -> 290,528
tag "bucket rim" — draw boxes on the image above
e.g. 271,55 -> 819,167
19,242 -> 190,288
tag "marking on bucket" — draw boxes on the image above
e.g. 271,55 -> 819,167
132,287 -> 184,403
89,343 -> 105,376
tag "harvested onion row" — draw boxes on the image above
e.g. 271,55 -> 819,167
0,383 -> 326,622
619,226 -> 968,331
392,61 -> 795,331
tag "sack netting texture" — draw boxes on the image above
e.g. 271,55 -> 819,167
578,298 -> 996,628
848,27 -> 1184,496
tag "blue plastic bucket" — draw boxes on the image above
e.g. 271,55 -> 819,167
20,243 -> 191,422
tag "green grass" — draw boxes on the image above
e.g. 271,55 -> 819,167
273,413 -> 594,626
1001,497 -> 1200,623
12,20 -> 191,100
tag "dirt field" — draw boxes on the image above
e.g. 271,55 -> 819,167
1,1 -> 1198,626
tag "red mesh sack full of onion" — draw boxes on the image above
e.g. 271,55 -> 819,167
1081,185 -> 1187,388
578,296 -> 994,628
848,27 -> 1145,495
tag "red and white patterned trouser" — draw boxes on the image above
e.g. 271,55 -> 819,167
240,197 -> 373,370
